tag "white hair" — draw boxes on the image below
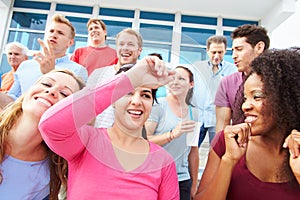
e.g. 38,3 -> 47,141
5,42 -> 29,56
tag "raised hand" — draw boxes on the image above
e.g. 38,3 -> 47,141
171,120 -> 196,138
223,123 -> 251,165
283,129 -> 300,183
33,38 -> 55,74
126,56 -> 175,89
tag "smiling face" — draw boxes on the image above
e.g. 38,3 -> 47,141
168,67 -> 193,99
45,22 -> 74,57
113,87 -> 153,131
242,73 -> 276,136
88,22 -> 107,47
22,71 -> 80,119
6,45 -> 27,71
116,32 -> 142,66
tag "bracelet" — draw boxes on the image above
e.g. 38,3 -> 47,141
170,129 -> 175,140
167,130 -> 173,142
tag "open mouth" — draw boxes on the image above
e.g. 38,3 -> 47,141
121,52 -> 131,57
35,97 -> 52,107
128,109 -> 143,116
244,115 -> 257,123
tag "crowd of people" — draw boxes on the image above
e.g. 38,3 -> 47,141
0,13 -> 300,200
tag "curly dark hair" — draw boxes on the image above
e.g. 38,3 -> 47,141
231,24 -> 270,51
234,48 -> 300,137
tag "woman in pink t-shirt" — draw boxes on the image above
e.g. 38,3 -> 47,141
39,56 -> 179,199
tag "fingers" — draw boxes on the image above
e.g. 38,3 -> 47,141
33,38 -> 52,63
225,123 -> 251,147
128,56 -> 176,89
37,38 -> 50,56
283,129 -> 300,158
33,52 -> 44,63
146,56 -> 175,77
173,120 -> 195,138
180,120 -> 196,132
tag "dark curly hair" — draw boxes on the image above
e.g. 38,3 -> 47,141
231,24 -> 270,51
234,48 -> 300,137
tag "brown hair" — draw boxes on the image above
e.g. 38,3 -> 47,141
87,18 -> 107,40
175,66 -> 194,105
231,24 -> 270,51
206,35 -> 228,49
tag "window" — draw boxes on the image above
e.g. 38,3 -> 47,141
8,12 -> 47,50
223,18 -> 258,27
140,11 -> 174,21
100,8 -> 134,18
14,0 -> 51,10
181,15 -> 217,26
1,1 -> 259,75
56,4 -> 93,14
140,43 -> 171,62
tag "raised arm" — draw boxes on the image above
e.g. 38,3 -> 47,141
215,106 -> 232,133
188,146 -> 199,199
39,56 -> 174,160
195,123 -> 250,200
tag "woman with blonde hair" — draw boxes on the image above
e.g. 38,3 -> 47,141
0,69 -> 85,200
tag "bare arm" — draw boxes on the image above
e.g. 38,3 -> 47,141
146,120 -> 196,146
145,121 -> 172,146
215,106 -> 232,133
194,149 -> 234,200
0,92 -> 14,110
195,124 -> 250,200
188,146 -> 199,199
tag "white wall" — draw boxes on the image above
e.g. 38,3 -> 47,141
0,0 -> 11,48
270,0 -> 300,48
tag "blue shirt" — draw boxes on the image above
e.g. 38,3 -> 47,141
8,55 -> 88,100
191,60 -> 237,127
148,98 -> 200,181
0,156 -> 50,200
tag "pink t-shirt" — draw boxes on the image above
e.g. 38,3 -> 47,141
214,71 -> 243,109
39,74 -> 179,200
70,46 -> 118,75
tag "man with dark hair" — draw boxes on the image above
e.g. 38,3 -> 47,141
215,24 -> 270,133
192,35 -> 237,146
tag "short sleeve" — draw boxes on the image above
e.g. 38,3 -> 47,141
211,131 -> 226,158
148,102 -> 163,123
214,77 -> 230,107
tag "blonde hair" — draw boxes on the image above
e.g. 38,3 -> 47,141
116,28 -> 143,48
51,14 -> 75,39
0,69 -> 85,200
